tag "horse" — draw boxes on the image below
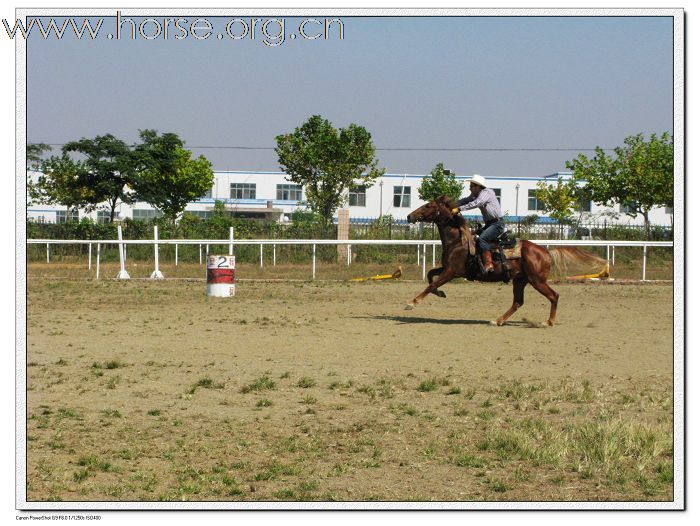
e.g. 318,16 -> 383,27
405,195 -> 607,326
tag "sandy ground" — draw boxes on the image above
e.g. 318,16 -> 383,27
24,277 -> 674,504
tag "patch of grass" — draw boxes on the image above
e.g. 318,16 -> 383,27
240,375 -> 276,393
253,461 -> 302,481
447,386 -> 461,395
301,394 -> 317,405
256,398 -> 273,408
106,376 -> 120,390
105,360 -> 125,370
147,409 -> 161,416
455,453 -> 485,468
100,409 -> 122,418
488,478 -> 511,493
297,377 -> 317,388
187,377 -> 225,394
418,378 -> 438,392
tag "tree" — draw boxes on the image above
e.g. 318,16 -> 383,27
27,143 -> 52,169
417,163 -> 464,202
132,130 -> 214,221
533,177 -> 587,239
566,132 -> 673,238
275,115 -> 385,227
61,134 -> 136,221
133,130 -> 214,221
29,153 -> 93,213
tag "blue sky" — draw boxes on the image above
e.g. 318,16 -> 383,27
27,15 -> 673,177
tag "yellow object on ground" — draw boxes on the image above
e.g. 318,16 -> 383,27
567,263 -> 611,280
351,267 -> 402,282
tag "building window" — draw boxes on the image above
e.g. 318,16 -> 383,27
620,201 -> 638,215
230,183 -> 256,200
184,210 -> 215,220
96,211 -> 111,224
276,184 -> 302,201
56,208 -> 79,223
491,188 -> 501,204
349,185 -> 366,207
393,186 -> 411,208
204,187 -> 212,199
527,190 -> 544,211
576,198 -> 592,212
132,209 -> 164,221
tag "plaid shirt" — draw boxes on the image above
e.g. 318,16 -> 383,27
457,188 -> 503,223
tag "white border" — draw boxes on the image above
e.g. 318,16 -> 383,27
15,7 -> 684,512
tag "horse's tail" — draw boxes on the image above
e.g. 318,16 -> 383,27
548,247 -> 609,276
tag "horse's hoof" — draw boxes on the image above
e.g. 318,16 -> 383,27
490,320 -> 500,326
435,291 -> 446,298
404,304 -> 415,311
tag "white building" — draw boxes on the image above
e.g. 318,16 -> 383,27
26,170 -> 673,227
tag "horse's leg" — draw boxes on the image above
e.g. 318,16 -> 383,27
529,279 -> 559,326
495,278 -> 527,326
427,267 -> 447,298
405,268 -> 457,309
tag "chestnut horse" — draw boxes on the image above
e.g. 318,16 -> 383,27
406,195 -> 606,326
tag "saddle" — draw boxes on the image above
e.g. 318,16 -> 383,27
467,229 -> 522,283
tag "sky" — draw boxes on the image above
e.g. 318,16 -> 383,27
25,14 -> 673,177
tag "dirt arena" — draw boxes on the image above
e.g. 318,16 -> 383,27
25,276 -> 674,503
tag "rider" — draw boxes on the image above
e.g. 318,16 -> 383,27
451,174 -> 505,273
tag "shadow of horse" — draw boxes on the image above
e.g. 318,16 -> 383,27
352,315 -> 539,327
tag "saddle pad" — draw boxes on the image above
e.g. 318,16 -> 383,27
500,239 -> 522,260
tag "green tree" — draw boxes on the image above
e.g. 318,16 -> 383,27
566,132 -> 673,238
27,143 -> 52,169
417,163 -> 464,202
275,115 -> 385,227
534,177 -> 588,238
61,134 -> 136,221
132,130 -> 214,221
29,153 -> 93,214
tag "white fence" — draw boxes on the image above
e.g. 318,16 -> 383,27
27,228 -> 673,281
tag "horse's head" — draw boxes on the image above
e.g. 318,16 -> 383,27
407,195 -> 455,224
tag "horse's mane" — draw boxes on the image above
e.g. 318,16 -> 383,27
436,195 -> 472,249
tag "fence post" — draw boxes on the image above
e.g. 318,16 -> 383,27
312,243 -> 316,279
229,227 -> 234,256
96,243 -> 100,280
612,246 -> 615,266
416,244 -> 420,266
199,244 -> 202,265
260,243 -> 264,268
175,243 -> 178,266
151,225 -> 164,279
347,243 -> 351,266
432,243 -> 435,268
46,243 -> 50,264
273,244 -> 276,266
422,243 -> 426,281
642,245 -> 647,281
116,225 -> 130,279
88,243 -> 92,270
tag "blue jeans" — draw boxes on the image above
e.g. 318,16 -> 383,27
477,219 -> 505,252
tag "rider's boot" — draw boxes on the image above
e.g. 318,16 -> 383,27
481,251 -> 494,273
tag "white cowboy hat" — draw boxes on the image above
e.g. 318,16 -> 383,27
466,174 -> 487,188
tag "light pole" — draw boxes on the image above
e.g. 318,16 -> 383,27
515,183 -> 521,236
379,179 -> 384,218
